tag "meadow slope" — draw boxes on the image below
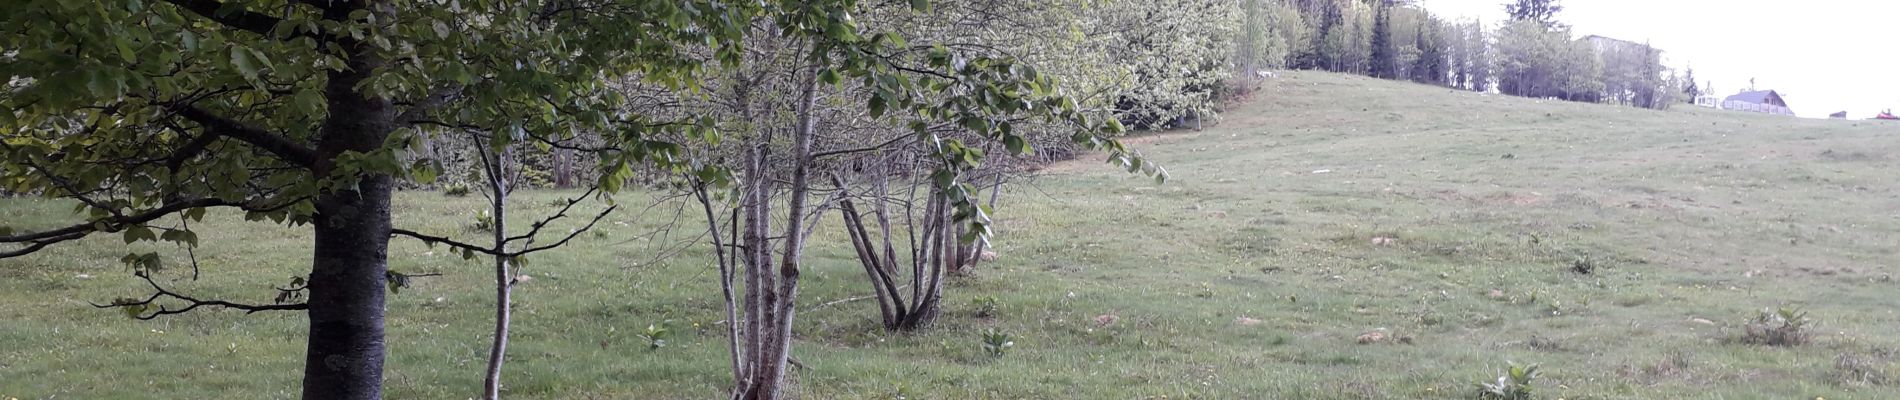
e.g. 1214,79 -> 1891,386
2,71 -> 1897,399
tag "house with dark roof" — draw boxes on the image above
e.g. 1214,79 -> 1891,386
1722,90 -> 1794,116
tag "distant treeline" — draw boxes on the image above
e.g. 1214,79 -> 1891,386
1235,0 -> 1694,110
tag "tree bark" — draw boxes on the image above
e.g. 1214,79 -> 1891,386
735,56 -> 820,400
302,3 -> 395,399
479,142 -> 512,400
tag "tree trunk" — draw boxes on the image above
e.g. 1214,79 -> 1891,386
735,58 -> 820,400
303,2 -> 396,397
480,143 -> 513,400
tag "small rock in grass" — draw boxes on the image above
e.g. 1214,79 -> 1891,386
1094,314 -> 1120,327
1235,317 -> 1264,326
1356,330 -> 1388,344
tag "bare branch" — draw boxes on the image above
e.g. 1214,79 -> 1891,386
503,187 -> 598,245
91,271 -> 308,320
512,205 -> 618,256
390,228 -> 505,256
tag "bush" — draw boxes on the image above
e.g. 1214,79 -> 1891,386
1832,352 -> 1889,386
972,296 -> 999,318
638,322 -> 673,350
1741,306 -> 1813,347
980,328 -> 1014,357
470,210 -> 496,233
443,183 -> 471,197
1476,362 -> 1538,400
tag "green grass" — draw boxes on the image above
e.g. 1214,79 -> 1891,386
5,71 -> 1899,399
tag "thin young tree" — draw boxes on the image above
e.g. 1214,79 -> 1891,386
675,2 -> 1163,398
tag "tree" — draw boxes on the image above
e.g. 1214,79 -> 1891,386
1468,20 -> 1495,92
1238,0 -> 1271,79
1494,19 -> 1598,101
1505,0 -> 1563,25
1,1 -> 734,398
665,1 -> 1164,398
1369,2 -> 1398,79
1683,67 -> 1701,103
1100,0 -> 1241,129
1409,22 -> 1448,85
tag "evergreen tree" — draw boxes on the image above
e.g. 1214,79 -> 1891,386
1506,0 -> 1564,24
1369,2 -> 1398,79
1684,68 -> 1701,102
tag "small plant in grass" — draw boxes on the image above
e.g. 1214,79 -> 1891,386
1476,362 -> 1539,400
980,328 -> 1014,357
470,210 -> 496,232
972,296 -> 1000,318
1741,306 -> 1813,347
1570,256 -> 1596,275
637,322 -> 673,350
1832,352 -> 1889,386
888,382 -> 913,400
443,183 -> 471,197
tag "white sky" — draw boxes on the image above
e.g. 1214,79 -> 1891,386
1416,0 -> 1900,118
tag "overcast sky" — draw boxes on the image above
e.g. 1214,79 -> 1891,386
1417,0 -> 1900,118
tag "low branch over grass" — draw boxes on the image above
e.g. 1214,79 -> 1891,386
91,270 -> 308,320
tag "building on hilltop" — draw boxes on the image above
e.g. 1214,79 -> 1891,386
1694,95 -> 1722,108
1722,90 -> 1795,116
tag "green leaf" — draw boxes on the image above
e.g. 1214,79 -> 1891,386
910,0 -> 930,12
230,47 -> 260,80
1105,118 -> 1127,134
292,88 -> 324,113
1002,135 -> 1029,154
122,226 -> 156,244
818,68 -> 840,86
160,229 -> 199,246
410,159 -> 440,183
113,36 -> 137,63
868,93 -> 887,118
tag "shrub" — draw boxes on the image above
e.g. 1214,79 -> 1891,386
1741,306 -> 1812,347
1832,352 -> 1889,386
638,322 -> 672,350
471,210 -> 496,233
1569,256 -> 1596,275
972,296 -> 1000,318
443,183 -> 471,197
1476,362 -> 1539,400
980,328 -> 1014,357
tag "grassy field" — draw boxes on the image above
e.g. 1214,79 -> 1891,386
3,71 -> 1898,399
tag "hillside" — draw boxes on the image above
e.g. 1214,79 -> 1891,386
3,71 -> 1897,399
